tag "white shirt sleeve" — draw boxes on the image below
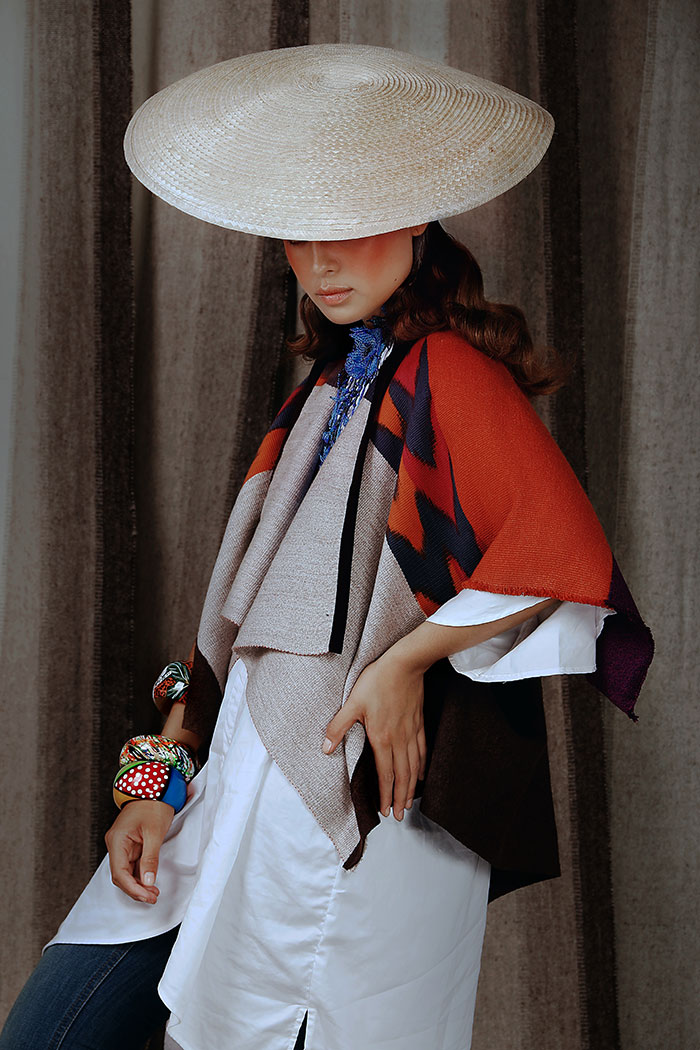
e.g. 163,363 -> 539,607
426,589 -> 614,682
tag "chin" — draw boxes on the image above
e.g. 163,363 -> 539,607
315,303 -> 368,326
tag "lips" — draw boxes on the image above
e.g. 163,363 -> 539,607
317,287 -> 353,305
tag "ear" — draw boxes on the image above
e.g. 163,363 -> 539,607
410,223 -> 429,237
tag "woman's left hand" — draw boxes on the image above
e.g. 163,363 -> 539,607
322,652 -> 427,821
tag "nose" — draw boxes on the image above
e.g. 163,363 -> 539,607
310,241 -> 338,274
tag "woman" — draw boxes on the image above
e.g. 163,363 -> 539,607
0,45 -> 653,1050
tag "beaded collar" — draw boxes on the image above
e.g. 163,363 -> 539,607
319,316 -> 393,464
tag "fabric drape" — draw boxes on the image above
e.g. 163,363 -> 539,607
1,1 -> 697,1048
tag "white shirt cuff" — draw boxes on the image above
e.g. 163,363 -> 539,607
426,588 -> 614,682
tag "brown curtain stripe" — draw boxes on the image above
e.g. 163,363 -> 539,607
537,4 -> 620,1048
223,247 -> 300,516
274,0 -> 311,49
222,0 -> 310,511
1,0 -> 122,1009
90,0 -> 137,861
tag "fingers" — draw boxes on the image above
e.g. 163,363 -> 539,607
365,716 -> 426,821
138,828 -> 163,891
323,696 -> 361,755
417,722 -> 427,782
106,830 -> 159,905
136,803 -> 174,894
325,660 -> 428,821
374,743 -> 395,818
391,748 -> 411,821
375,739 -> 422,821
105,802 -> 174,905
405,737 -> 421,811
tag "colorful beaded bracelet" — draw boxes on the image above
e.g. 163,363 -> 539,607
152,660 -> 193,715
113,760 -> 188,813
119,734 -> 198,782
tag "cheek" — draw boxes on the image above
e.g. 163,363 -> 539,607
362,233 -> 413,286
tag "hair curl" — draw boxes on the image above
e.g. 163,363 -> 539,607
287,221 -> 569,396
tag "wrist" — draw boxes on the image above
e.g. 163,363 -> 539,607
382,618 -> 478,675
380,628 -> 434,676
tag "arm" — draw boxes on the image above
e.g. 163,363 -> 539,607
105,704 -> 204,905
160,700 -> 204,753
391,597 -> 559,671
323,597 -> 558,823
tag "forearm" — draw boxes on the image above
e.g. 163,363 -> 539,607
385,597 -> 559,674
161,701 -> 203,754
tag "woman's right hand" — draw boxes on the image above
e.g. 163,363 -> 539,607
105,800 -> 175,904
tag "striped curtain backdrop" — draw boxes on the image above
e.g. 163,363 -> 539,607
1,2 -> 697,1048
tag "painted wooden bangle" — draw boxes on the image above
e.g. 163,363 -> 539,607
119,735 -> 198,782
152,660 -> 193,714
113,760 -> 188,813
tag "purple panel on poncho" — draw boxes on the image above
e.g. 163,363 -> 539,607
587,558 -> 655,720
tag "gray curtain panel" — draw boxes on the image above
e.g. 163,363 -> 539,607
1,1 -> 697,1047
1,0 -> 135,1009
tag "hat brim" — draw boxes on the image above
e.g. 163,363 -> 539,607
124,44 -> 554,240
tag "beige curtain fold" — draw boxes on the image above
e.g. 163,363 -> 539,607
1,1 -> 697,1046
601,1 -> 700,1045
1,0 -> 111,1010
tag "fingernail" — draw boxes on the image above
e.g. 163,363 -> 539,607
406,798 -> 413,809
143,872 -> 155,886
322,738 -> 333,754
395,810 -> 404,821
139,896 -> 152,904
381,807 -> 390,817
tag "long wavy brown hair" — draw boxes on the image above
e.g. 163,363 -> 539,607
287,221 -> 568,396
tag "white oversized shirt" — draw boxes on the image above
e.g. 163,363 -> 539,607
48,591 -> 611,1050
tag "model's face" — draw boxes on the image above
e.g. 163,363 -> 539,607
283,225 -> 428,325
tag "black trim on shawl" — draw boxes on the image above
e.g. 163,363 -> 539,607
329,340 -> 414,654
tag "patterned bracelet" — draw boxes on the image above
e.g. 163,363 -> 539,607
113,760 -> 187,813
152,660 -> 193,714
119,734 -> 198,782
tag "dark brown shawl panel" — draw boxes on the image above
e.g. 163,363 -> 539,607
419,662 -> 560,901
349,661 -> 560,901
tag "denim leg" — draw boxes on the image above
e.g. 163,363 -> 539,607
0,927 -> 178,1050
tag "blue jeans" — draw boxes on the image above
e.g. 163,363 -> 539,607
0,929 -> 178,1050
0,928 -> 308,1049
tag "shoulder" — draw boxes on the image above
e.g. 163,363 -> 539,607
400,329 -> 534,424
398,331 -> 568,481
404,330 -> 524,396
419,329 -> 504,371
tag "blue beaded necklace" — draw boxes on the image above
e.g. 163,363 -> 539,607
319,316 -> 392,465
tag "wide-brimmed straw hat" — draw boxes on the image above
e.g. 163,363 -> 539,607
124,43 -> 553,240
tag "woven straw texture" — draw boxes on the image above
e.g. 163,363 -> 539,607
123,43 -> 554,238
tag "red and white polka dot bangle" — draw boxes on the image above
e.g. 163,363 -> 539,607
113,760 -> 187,813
